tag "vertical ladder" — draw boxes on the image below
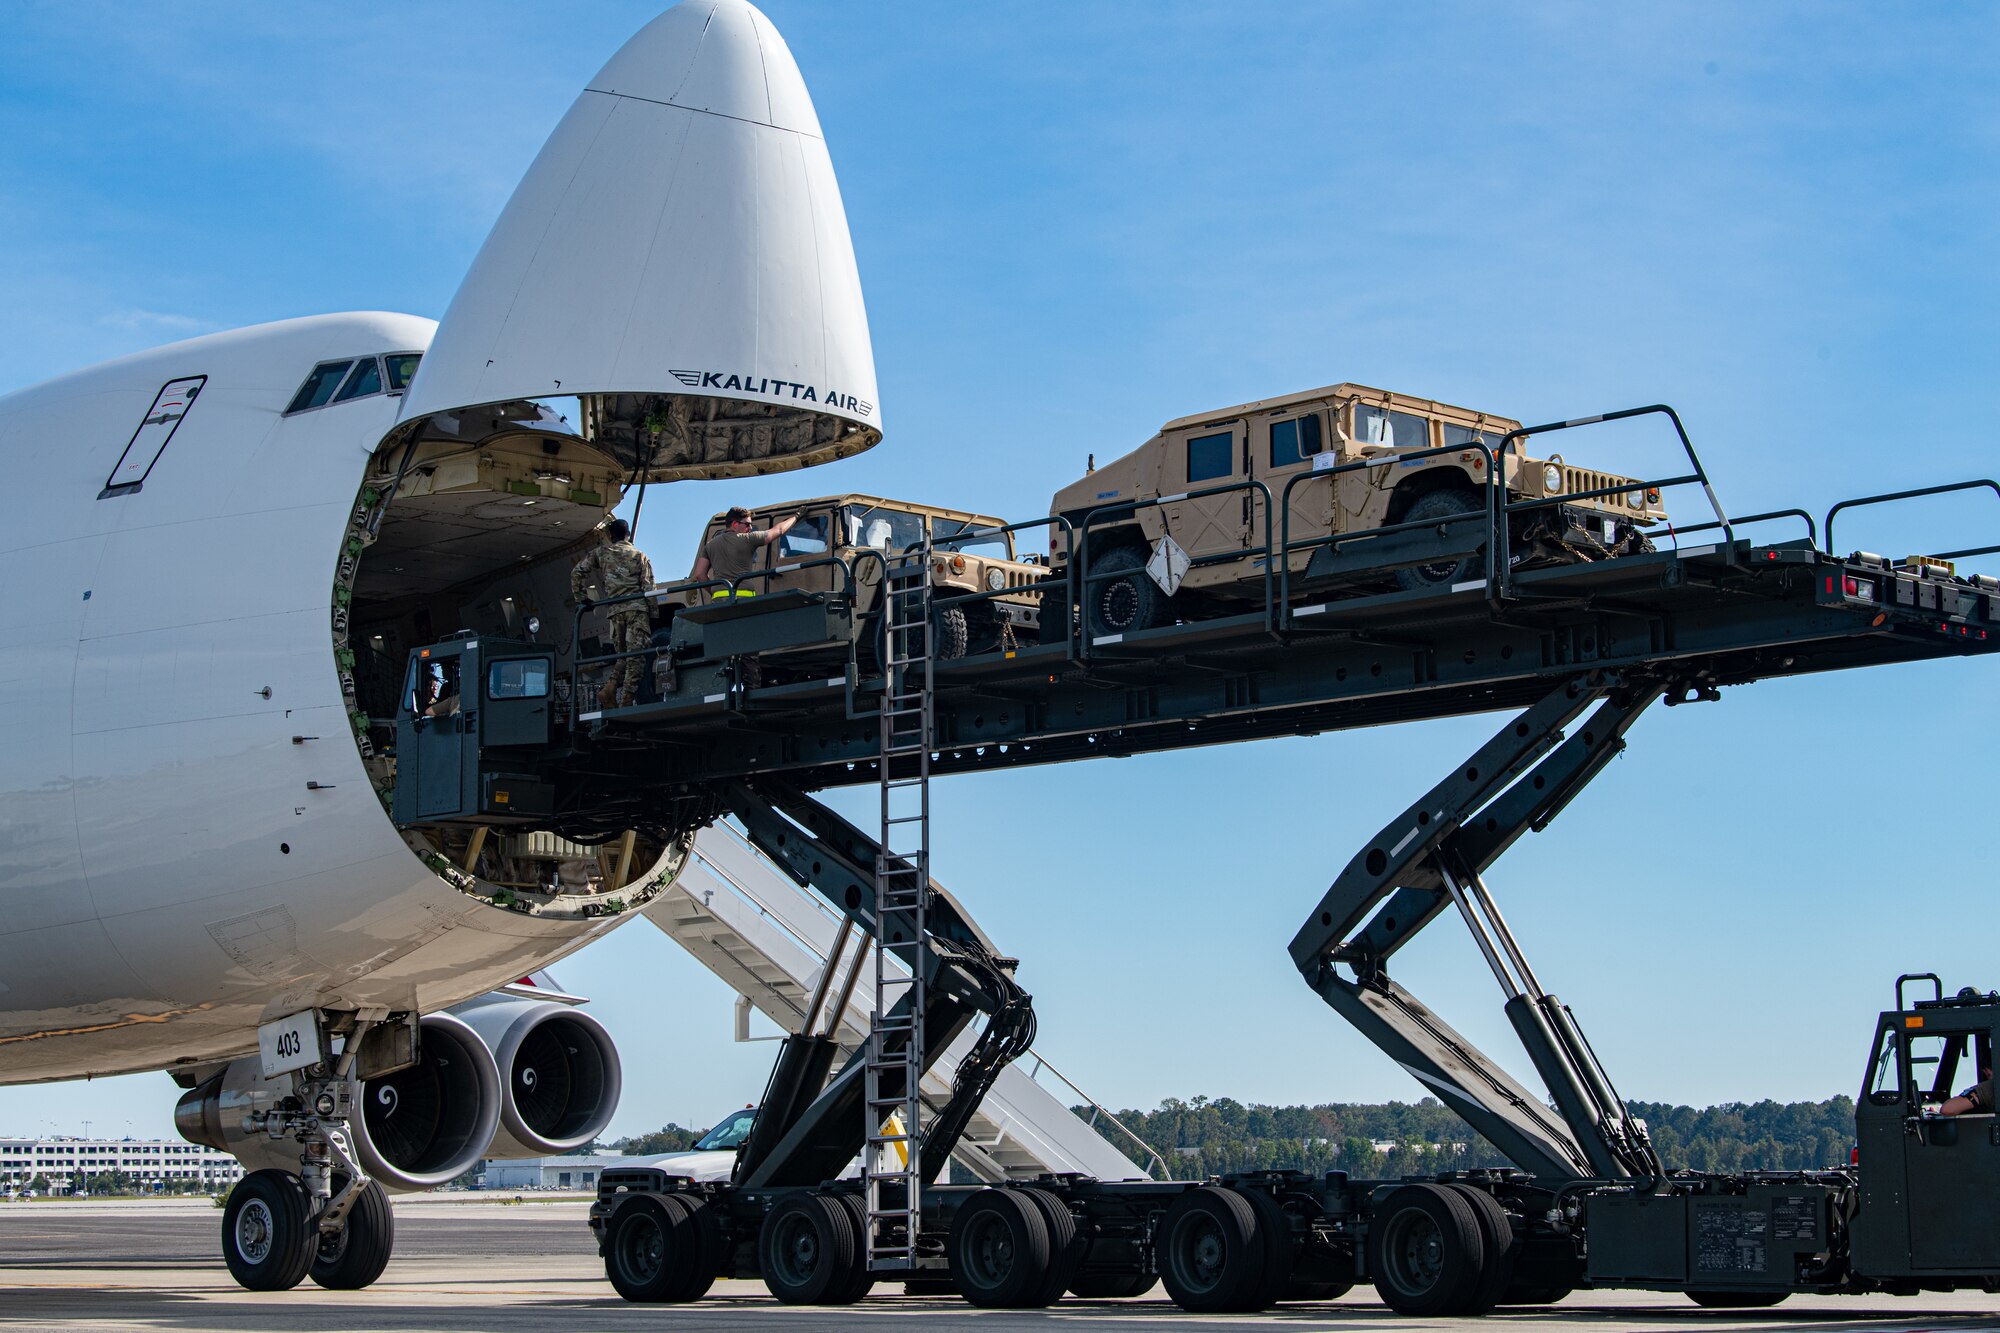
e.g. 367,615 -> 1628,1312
863,538 -> 935,1271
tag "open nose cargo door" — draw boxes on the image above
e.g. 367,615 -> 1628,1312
398,0 -> 881,478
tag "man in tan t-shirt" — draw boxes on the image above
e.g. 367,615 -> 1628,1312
692,506 -> 802,596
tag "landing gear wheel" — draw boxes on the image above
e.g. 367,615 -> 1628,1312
1157,1185 -> 1267,1313
760,1192 -> 857,1305
221,1169 -> 317,1292
1085,544 -> 1167,638
1366,1182 -> 1486,1316
1236,1187 -> 1299,1310
1443,1184 -> 1515,1315
310,1179 -> 394,1290
830,1194 -> 879,1304
948,1188 -> 1053,1308
1068,1269 -> 1158,1299
605,1193 -> 720,1303
1392,488 -> 1487,592
1017,1187 -> 1084,1306
1688,1289 -> 1789,1308
932,604 -> 969,660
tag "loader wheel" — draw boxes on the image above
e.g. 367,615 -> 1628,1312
1687,1289 -> 1789,1308
1157,1185 -> 1268,1313
1236,1185 -> 1300,1310
606,1193 -> 720,1303
950,1188 -> 1053,1307
830,1194 -> 878,1304
760,1192 -> 857,1305
1393,488 -> 1487,592
1017,1187 -> 1084,1305
1367,1183 -> 1486,1316
1085,544 -> 1166,638
1443,1184 -> 1515,1315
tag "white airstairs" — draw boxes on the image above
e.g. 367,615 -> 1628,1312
643,823 -> 1162,1184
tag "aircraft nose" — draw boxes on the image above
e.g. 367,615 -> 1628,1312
400,0 -> 880,478
589,0 -> 823,137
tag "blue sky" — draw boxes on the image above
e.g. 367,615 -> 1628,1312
3,2 -> 1998,1144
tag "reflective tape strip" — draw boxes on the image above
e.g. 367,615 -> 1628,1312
1564,414 -> 1606,427
1680,544 -> 1718,559
1390,824 -> 1422,856
1296,603 -> 1328,618
1451,579 -> 1487,593
1158,492 -> 1187,503
1094,634 -> 1123,646
703,693 -> 727,703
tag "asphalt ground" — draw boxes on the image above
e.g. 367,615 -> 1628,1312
4,1197 -> 2000,1333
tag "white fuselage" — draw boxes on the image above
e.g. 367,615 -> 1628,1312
0,313 -> 624,1085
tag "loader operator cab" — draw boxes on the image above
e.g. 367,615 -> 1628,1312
389,634 -> 559,827
1851,976 -> 2000,1277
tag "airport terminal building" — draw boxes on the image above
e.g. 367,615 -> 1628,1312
0,1137 -> 244,1193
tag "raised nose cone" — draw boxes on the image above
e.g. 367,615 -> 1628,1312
400,0 -> 880,479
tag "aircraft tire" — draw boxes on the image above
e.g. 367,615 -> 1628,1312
310,1179 -> 394,1290
221,1169 -> 318,1292
949,1188 -> 1052,1308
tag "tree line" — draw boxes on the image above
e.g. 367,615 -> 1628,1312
609,1095 -> 1859,1180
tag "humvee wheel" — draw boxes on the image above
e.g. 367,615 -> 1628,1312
933,604 -> 969,659
1393,488 -> 1486,592
1086,545 -> 1166,638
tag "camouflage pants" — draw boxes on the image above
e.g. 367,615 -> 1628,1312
603,610 -> 650,704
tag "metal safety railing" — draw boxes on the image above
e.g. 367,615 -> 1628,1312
1825,479 -> 2000,566
1073,478 -> 1275,659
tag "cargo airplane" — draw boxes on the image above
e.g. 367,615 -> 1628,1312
0,0 -> 880,1291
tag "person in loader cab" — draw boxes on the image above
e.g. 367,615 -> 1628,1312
571,518 -> 654,712
691,506 -> 802,596
1941,1065 -> 1993,1116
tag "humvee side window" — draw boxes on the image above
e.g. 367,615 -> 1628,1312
778,514 -> 830,557
1269,414 -> 1324,468
1355,405 -> 1434,449
1186,431 -> 1234,484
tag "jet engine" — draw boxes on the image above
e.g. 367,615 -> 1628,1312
455,997 -> 622,1159
176,1012 -> 502,1193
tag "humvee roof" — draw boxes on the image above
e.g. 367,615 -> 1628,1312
1158,382 -> 1521,436
722,494 -> 1011,530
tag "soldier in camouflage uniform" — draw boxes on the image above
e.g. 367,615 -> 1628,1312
571,518 -> 655,710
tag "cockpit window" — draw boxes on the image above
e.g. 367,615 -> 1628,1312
384,353 -> 422,392
333,357 -> 384,403
286,361 -> 354,414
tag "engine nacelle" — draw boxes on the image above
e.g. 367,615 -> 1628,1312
175,1012 -> 502,1194
454,997 -> 622,1159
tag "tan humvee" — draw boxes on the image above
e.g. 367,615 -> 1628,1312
1047,383 -> 1667,635
671,495 -> 1047,657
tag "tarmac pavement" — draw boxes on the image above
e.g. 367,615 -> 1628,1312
4,1197 -> 2000,1333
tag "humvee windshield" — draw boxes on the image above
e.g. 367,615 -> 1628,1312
934,517 -> 1012,558
1354,403 -> 1433,448
849,505 -> 925,553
